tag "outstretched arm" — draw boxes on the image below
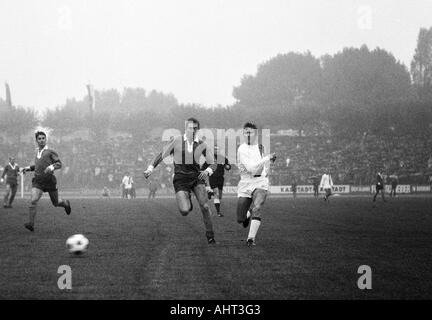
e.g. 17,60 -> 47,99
144,136 -> 177,178
45,151 -> 62,173
1,166 -> 6,179
22,164 -> 35,173
198,143 -> 217,180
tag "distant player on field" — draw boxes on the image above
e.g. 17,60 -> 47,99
311,176 -> 319,198
148,180 -> 158,199
121,172 -> 132,198
236,122 -> 276,247
144,118 -> 218,244
291,178 -> 297,199
372,171 -> 387,202
201,146 -> 231,217
320,169 -> 333,202
21,131 -> 71,231
1,156 -> 20,208
102,186 -> 110,198
390,175 -> 398,198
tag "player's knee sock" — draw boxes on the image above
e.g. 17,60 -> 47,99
9,192 -> 16,205
201,204 -> 214,235
247,217 -> 261,240
214,198 -> 220,213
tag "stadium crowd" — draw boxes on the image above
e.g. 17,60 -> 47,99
1,129 -> 432,193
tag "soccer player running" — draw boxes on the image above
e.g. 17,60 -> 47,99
236,122 -> 276,247
144,118 -> 218,244
121,172 -> 131,198
320,169 -> 334,202
1,156 -> 20,208
373,171 -> 387,202
201,146 -> 231,217
312,176 -> 319,198
21,131 -> 71,231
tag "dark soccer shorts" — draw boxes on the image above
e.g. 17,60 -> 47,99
173,173 -> 205,193
32,175 -> 58,192
376,183 -> 384,191
6,181 -> 18,189
209,176 -> 224,190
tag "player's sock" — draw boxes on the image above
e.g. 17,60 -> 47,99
214,199 -> 220,213
64,200 -> 71,214
56,199 -> 66,207
247,218 -> 261,240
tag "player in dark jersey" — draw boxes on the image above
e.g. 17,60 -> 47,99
1,156 -> 20,208
390,175 -> 398,198
202,146 -> 231,217
144,118 -> 218,244
372,172 -> 387,202
291,179 -> 297,199
311,176 -> 319,198
21,131 -> 71,231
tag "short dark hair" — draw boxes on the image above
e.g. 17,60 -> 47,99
186,117 -> 200,129
35,131 -> 46,140
243,122 -> 257,130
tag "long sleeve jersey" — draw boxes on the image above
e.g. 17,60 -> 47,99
237,143 -> 271,184
28,146 -> 62,179
1,162 -> 20,184
150,135 -> 217,176
319,174 -> 333,189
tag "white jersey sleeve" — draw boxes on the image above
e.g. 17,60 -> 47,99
237,145 -> 270,175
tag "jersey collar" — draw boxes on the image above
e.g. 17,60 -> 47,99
37,145 -> 48,159
183,134 -> 199,143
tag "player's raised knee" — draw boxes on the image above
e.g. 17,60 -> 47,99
200,202 -> 211,211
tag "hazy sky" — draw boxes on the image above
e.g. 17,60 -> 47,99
1,0 -> 431,112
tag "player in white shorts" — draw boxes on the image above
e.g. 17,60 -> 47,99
319,169 -> 333,202
236,122 -> 276,246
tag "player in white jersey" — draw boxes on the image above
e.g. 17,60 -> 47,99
319,170 -> 334,202
236,122 -> 276,247
121,172 -> 134,199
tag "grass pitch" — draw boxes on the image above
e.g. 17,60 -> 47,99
1,195 -> 432,299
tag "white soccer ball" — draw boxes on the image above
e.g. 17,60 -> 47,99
66,234 -> 89,254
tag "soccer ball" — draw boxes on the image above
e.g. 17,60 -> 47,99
66,234 -> 89,254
